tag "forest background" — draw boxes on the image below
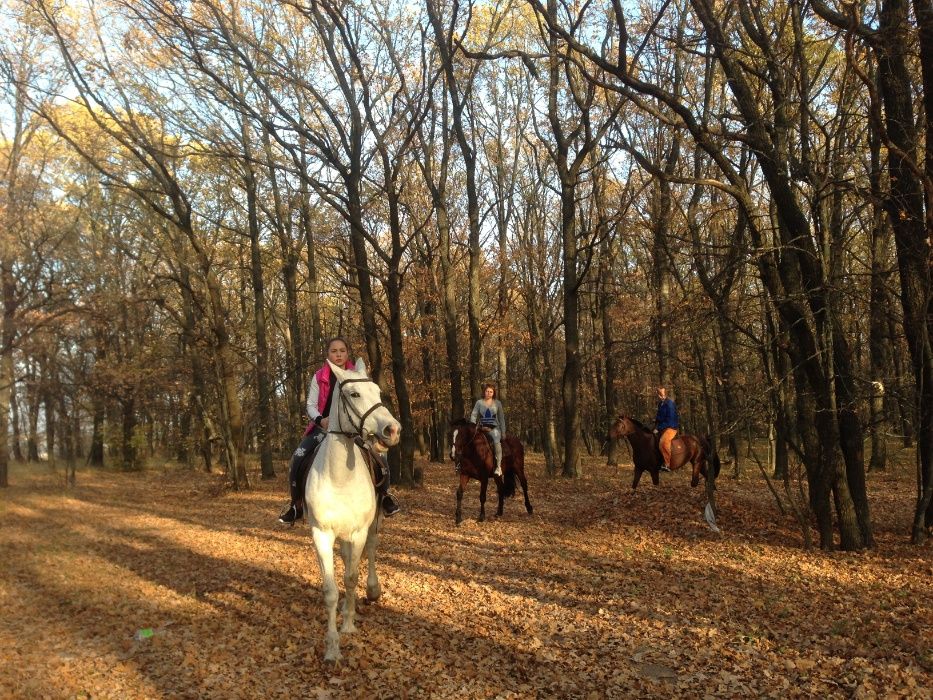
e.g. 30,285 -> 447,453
1,0 -> 931,553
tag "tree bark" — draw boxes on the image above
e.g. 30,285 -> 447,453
873,0 -> 933,540
0,259 -> 15,487
241,119 -> 275,480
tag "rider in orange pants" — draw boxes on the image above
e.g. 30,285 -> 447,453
654,386 -> 679,472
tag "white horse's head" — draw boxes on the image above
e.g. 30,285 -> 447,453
327,359 -> 401,451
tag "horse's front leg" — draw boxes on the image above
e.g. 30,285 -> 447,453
632,467 -> 644,491
495,474 -> 505,517
365,514 -> 382,602
479,478 -> 488,522
311,527 -> 341,662
339,530 -> 368,635
456,473 -> 468,525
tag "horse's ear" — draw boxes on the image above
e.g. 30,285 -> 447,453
327,359 -> 346,380
354,357 -> 367,374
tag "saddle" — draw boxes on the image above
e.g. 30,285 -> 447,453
297,432 -> 388,509
669,437 -> 686,464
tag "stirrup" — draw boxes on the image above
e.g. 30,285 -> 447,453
659,464 -> 671,472
278,504 -> 302,526
382,493 -> 400,517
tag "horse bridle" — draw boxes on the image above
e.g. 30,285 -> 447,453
450,424 -> 488,474
328,377 -> 390,447
450,426 -> 472,473
451,432 -> 463,473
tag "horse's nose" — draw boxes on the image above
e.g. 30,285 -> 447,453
383,422 -> 400,443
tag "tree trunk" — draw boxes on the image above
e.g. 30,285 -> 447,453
121,397 -> 137,471
542,343 -> 559,477
874,0 -> 933,541
299,144 -> 323,366
242,127 -> 275,481
420,305 -> 443,464
0,259 -> 15,487
868,117 -> 893,472
560,179 -> 582,478
527,296 -> 558,475
386,270 -> 417,486
265,126 -> 304,429
652,178 -> 674,386
42,355 -> 55,468
599,243 -> 622,467
10,373 -> 23,463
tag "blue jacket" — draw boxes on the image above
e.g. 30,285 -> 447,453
655,398 -> 679,432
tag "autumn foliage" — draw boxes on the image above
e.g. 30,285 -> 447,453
1,452 -> 929,698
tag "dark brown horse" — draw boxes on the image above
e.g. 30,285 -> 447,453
608,415 -> 721,490
450,419 -> 533,525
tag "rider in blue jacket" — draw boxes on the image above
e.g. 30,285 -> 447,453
653,386 -> 679,471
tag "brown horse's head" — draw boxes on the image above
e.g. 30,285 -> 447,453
450,418 -> 482,467
608,415 -> 633,441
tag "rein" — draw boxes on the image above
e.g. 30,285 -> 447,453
452,425 -> 492,475
353,436 -> 387,489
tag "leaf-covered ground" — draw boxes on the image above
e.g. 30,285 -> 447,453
1,451 -> 930,699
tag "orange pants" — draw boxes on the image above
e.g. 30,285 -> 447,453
659,428 -> 677,467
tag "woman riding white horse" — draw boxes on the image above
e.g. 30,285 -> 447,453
305,357 -> 401,662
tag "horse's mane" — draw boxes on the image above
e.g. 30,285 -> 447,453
626,416 -> 653,433
451,417 -> 477,428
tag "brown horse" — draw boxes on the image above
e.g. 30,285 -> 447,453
608,415 -> 720,490
450,418 -> 533,525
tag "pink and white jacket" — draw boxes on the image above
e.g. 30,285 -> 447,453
303,360 -> 355,435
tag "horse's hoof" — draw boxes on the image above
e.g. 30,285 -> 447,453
340,622 -> 357,635
366,585 -> 382,602
324,649 -> 342,664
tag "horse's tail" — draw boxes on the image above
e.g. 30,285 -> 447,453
502,465 -> 517,499
703,435 -> 722,479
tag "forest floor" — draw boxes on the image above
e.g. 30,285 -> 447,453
0,448 -> 930,699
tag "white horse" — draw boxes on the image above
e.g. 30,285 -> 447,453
304,358 -> 401,662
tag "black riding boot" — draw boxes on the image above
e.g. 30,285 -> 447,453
278,432 -> 322,525
277,459 -> 305,525
373,452 -> 401,517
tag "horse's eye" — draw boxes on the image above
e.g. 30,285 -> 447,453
350,391 -> 360,398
